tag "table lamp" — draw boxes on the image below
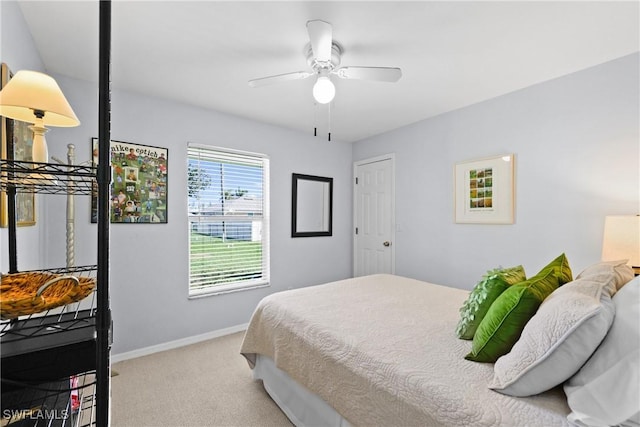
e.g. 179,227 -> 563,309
602,215 -> 640,275
0,70 -> 79,163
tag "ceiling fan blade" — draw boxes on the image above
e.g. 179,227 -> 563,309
248,71 -> 313,88
334,66 -> 402,82
306,20 -> 332,62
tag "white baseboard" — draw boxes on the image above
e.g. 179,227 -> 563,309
111,323 -> 248,363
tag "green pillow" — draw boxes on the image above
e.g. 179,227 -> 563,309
538,253 -> 573,286
455,265 -> 526,340
465,255 -> 572,362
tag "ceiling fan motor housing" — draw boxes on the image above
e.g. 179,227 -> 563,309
306,42 -> 342,71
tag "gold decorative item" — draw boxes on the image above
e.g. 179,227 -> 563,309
0,271 -> 95,319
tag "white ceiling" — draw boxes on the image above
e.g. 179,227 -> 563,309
17,1 -> 639,143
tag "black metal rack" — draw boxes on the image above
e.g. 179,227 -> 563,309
0,161 -> 102,426
1,266 -> 97,387
0,171 -> 99,426
0,160 -> 96,194
2,371 -> 97,427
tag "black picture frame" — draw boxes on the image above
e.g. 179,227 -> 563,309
91,138 -> 168,223
291,173 -> 333,237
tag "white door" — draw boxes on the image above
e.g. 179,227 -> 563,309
354,155 -> 395,277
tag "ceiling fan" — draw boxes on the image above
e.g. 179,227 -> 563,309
248,20 -> 402,104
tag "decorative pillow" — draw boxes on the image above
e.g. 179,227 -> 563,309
465,269 -> 560,362
465,254 -> 571,363
489,271 -> 617,396
538,252 -> 573,286
564,277 -> 640,427
455,265 -> 526,340
576,259 -> 634,294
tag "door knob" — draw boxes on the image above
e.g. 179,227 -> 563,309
383,241 -> 391,247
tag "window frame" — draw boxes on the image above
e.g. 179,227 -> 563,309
187,143 -> 270,298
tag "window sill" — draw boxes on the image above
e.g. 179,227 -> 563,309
188,282 -> 270,299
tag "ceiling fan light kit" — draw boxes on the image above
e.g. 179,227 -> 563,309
313,76 -> 335,104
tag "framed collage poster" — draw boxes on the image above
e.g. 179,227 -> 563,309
0,62 -> 36,228
454,154 -> 515,224
91,138 -> 168,223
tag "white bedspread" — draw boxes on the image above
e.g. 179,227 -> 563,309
241,274 -> 571,427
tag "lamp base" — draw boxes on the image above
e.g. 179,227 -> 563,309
29,123 -> 49,163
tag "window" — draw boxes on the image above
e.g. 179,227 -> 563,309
187,144 -> 269,297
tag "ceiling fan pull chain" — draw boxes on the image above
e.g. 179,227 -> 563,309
328,102 -> 331,141
314,102 -> 318,137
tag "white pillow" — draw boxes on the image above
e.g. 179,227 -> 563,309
489,271 -> 616,397
564,276 -> 640,427
577,260 -> 634,294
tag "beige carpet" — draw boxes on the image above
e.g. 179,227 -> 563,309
111,331 -> 293,427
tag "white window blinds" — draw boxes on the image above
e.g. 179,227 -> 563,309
187,144 -> 270,296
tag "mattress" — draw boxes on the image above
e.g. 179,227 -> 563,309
241,274 -> 571,426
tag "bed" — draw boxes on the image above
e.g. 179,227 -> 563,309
240,273 -> 575,426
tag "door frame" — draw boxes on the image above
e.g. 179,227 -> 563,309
353,153 -> 396,277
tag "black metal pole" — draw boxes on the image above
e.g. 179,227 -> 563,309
96,0 -> 112,425
6,123 -> 18,273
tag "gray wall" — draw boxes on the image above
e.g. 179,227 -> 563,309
353,53 -> 639,290
45,79 -> 353,356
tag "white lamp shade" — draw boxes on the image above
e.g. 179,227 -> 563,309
313,76 -> 335,104
0,70 -> 79,127
602,215 -> 640,267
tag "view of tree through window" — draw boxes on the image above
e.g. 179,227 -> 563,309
187,145 -> 269,296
